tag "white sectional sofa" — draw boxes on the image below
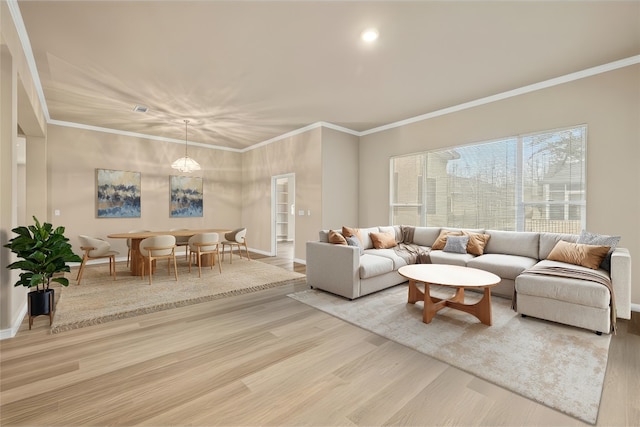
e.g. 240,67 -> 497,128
306,226 -> 632,334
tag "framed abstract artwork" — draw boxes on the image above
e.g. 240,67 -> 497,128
96,169 -> 141,218
170,175 -> 203,217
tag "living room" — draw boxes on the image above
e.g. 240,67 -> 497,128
1,1 -> 639,425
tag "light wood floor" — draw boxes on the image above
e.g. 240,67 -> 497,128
1,251 -> 638,426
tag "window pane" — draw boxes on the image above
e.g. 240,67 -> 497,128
522,126 -> 586,233
426,139 -> 517,229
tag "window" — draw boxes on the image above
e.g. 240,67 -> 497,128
390,125 -> 586,233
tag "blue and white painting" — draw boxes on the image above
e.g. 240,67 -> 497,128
96,169 -> 141,218
170,175 -> 203,217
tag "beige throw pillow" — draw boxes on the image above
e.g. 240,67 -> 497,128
328,230 -> 347,245
431,230 -> 463,250
370,231 -> 397,249
342,226 -> 362,245
547,240 -> 611,270
464,231 -> 491,256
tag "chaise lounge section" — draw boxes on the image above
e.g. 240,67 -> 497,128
306,226 -> 631,334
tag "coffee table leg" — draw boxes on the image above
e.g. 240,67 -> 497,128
408,279 -> 422,303
446,287 -> 493,326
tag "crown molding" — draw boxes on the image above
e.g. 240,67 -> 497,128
361,55 -> 640,136
48,119 -> 241,152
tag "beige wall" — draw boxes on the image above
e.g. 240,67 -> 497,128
242,127 -> 322,261
1,1 -> 47,336
46,125 -> 242,257
359,65 -> 640,304
321,127 -> 359,230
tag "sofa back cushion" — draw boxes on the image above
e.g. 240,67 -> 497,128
411,227 -> 442,247
484,230 -> 539,259
378,226 -> 403,243
318,230 -> 332,242
538,232 -> 578,260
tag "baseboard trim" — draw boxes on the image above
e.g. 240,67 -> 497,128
0,302 -> 27,340
631,303 -> 640,313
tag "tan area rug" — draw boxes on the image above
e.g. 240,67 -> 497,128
52,259 -> 305,334
289,285 -> 611,425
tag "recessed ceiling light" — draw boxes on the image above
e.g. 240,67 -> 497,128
361,28 -> 379,43
133,105 -> 148,113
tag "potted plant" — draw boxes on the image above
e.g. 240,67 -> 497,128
4,216 -> 82,326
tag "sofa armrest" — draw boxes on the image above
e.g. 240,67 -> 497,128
611,247 -> 631,319
306,241 -> 361,299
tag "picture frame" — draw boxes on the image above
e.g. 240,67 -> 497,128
170,175 -> 203,217
96,169 -> 141,218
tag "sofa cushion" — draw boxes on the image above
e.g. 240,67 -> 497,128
431,230 -> 464,250
443,235 -> 469,254
360,227 -> 379,249
484,230 -> 539,259
429,250 -> 475,266
370,231 -> 398,249
378,226 -> 403,243
364,248 -> 409,269
547,240 -> 610,270
516,260 -> 611,309
467,253 -> 538,281
359,254 -> 394,279
577,230 -> 620,272
328,230 -> 347,245
463,231 -> 491,256
538,232 -> 578,260
407,227 -> 440,246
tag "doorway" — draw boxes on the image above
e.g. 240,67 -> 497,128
271,174 -> 295,259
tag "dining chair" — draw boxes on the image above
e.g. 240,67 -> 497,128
126,229 -> 150,267
170,228 -> 190,260
77,235 -> 119,285
188,232 -> 221,277
139,235 -> 178,285
221,228 -> 251,263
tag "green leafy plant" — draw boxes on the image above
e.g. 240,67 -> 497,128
4,216 -> 82,291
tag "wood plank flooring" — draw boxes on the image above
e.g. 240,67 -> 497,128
1,250 -> 638,426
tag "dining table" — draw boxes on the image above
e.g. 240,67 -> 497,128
108,229 -> 230,276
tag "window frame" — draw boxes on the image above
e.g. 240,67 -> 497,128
389,125 -> 587,233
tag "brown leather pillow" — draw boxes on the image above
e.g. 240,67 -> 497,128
464,231 -> 491,256
547,240 -> 611,270
431,230 -> 463,250
370,231 -> 397,249
342,226 -> 362,245
328,230 -> 347,245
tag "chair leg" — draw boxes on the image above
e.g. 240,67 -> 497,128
217,251 -> 222,273
111,256 -> 117,281
127,248 -> 131,267
173,255 -> 178,281
76,255 -> 88,285
243,242 -> 251,260
197,251 -> 203,278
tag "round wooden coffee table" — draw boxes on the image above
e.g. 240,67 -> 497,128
398,264 -> 501,325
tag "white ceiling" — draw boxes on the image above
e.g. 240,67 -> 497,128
16,1 -> 640,151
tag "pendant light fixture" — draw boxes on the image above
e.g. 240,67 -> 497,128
171,119 -> 201,173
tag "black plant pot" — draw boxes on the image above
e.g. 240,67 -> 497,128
28,289 -> 54,316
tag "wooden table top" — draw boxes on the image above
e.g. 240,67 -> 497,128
108,229 -> 231,239
398,264 -> 500,288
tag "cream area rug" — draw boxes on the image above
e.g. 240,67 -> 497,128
52,260 -> 305,334
288,284 -> 611,425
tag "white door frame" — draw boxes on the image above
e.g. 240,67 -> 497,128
271,173 -> 295,256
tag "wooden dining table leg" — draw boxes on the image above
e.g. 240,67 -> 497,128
129,238 -> 144,276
